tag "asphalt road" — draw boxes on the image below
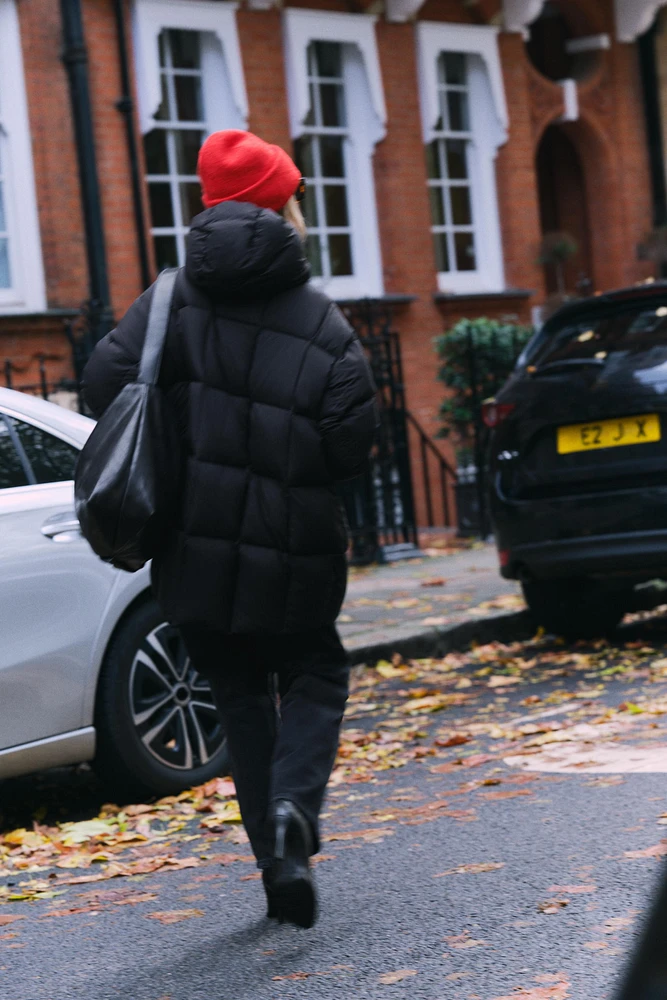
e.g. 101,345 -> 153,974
5,617 -> 667,1000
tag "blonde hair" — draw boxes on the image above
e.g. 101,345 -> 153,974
282,195 -> 308,242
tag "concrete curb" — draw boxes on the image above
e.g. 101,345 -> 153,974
346,609 -> 535,665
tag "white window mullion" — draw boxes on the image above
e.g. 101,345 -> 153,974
166,129 -> 184,265
311,136 -> 330,279
284,9 -> 385,300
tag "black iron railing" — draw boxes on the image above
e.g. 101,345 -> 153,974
406,410 -> 457,529
3,358 -> 82,410
339,298 -> 420,563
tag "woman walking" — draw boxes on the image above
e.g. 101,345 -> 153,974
82,130 -> 377,929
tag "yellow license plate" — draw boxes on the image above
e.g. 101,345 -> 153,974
557,413 -> 661,455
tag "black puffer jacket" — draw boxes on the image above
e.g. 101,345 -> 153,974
82,201 -> 377,633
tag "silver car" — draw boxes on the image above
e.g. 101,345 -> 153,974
0,388 -> 228,795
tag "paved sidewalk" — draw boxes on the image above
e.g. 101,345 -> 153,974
338,540 -> 525,660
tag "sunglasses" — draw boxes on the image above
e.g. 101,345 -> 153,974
295,177 -> 307,203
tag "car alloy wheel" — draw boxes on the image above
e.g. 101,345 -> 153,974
129,622 -> 224,772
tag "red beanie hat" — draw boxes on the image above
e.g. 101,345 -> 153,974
197,130 -> 301,212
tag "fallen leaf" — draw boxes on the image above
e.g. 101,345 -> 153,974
40,905 -> 102,918
488,675 -> 523,688
376,661 -> 406,680
434,862 -> 504,877
378,970 -> 418,984
481,789 -> 533,801
3,830 -> 49,848
538,899 -> 569,914
444,931 -> 487,949
58,819 -> 119,847
211,853 -> 255,866
625,840 -> 667,860
435,735 -> 471,748
489,980 -> 570,1000
431,754 -> 495,773
325,828 -> 394,843
201,778 -> 236,799
583,942 -> 608,951
113,892 -> 158,907
147,909 -> 204,925
399,694 -> 461,714
547,885 -> 596,894
0,916 -> 24,927
272,972 -> 311,981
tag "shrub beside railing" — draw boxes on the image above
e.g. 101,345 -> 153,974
435,317 -> 533,536
435,317 -> 533,462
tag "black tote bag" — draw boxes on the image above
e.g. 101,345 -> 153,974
74,268 -> 182,572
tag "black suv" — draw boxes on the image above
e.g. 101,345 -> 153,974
487,283 -> 667,637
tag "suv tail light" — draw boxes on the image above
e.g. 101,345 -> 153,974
482,400 -> 515,429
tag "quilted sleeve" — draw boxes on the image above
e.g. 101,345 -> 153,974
81,286 -> 154,419
319,333 -> 379,481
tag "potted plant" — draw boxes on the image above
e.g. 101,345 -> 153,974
537,231 -> 578,296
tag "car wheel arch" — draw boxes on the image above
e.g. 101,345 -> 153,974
81,582 -> 155,730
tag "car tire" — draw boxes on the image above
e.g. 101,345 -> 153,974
522,578 -> 625,640
93,598 -> 230,798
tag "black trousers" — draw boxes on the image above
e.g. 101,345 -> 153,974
180,624 -> 350,866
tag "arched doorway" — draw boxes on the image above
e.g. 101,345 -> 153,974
536,124 -> 593,296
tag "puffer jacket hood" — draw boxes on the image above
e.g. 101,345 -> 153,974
185,200 -> 310,300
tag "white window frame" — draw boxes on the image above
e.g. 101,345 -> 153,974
132,0 -> 248,137
417,22 -> 508,295
133,0 -> 249,269
0,0 -> 46,314
283,9 -> 386,301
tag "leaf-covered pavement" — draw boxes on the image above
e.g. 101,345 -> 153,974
339,542 -> 522,649
5,614 -> 667,997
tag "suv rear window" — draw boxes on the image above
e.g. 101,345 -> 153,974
523,302 -> 667,369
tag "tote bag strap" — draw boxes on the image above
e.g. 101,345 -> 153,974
138,267 -> 179,386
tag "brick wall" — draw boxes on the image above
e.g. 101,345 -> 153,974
3,0 -> 657,528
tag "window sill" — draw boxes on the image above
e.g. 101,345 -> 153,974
336,294 -> 417,306
0,308 -> 82,320
434,288 -> 534,302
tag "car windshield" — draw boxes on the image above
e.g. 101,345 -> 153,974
522,301 -> 667,369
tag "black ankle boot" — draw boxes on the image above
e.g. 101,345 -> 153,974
262,868 -> 278,919
270,799 -> 317,929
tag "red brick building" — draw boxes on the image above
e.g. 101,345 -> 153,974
0,0 -> 662,530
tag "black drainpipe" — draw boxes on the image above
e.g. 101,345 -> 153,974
113,0 -> 152,291
60,0 -> 114,354
639,24 -> 667,231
